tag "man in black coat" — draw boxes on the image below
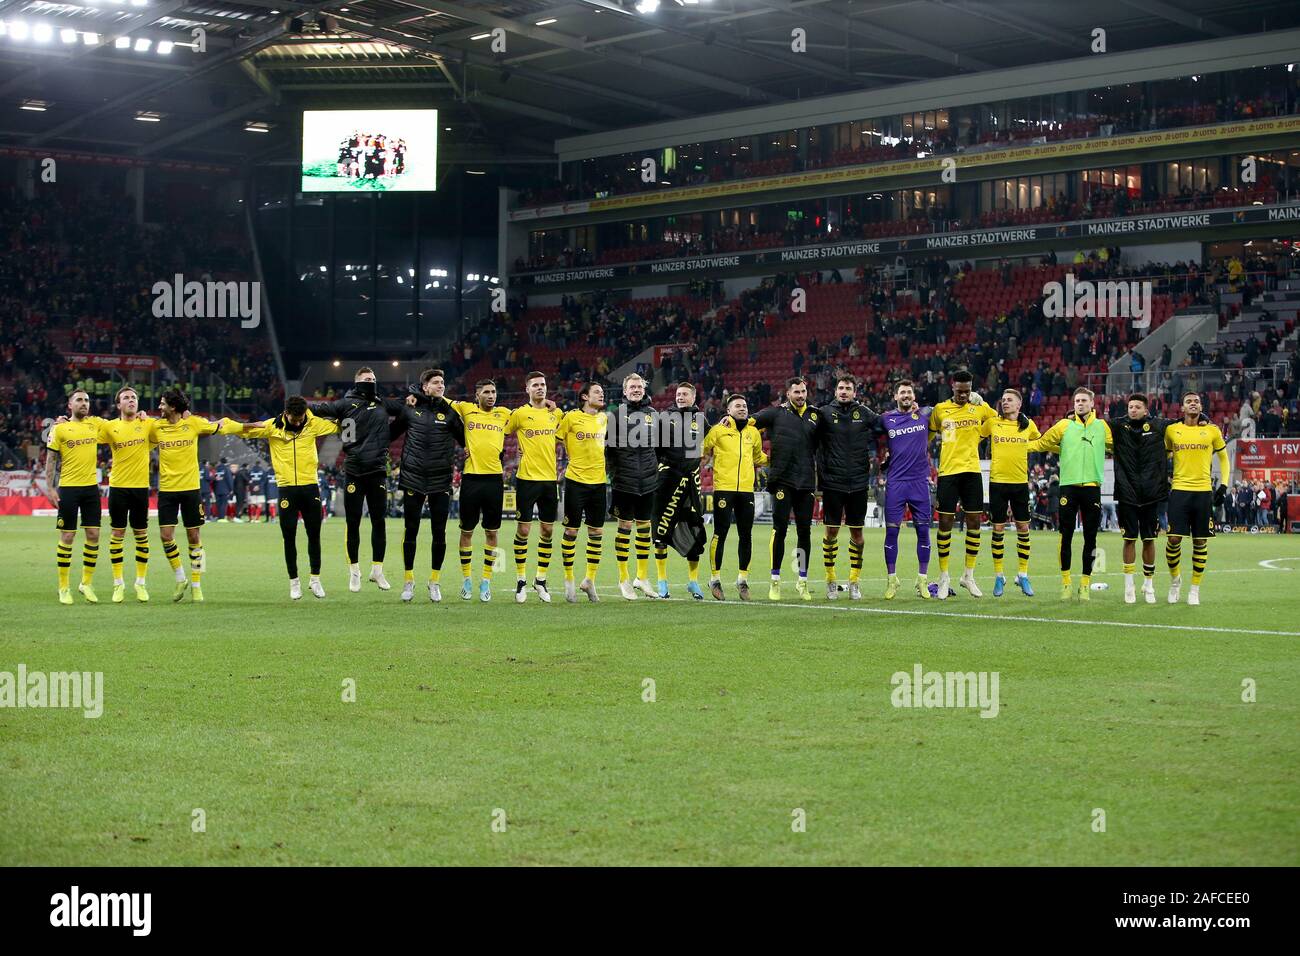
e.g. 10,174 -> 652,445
310,367 -> 407,593
652,381 -> 707,600
390,368 -> 465,603
814,375 -> 880,601
606,372 -> 662,600
753,376 -> 819,601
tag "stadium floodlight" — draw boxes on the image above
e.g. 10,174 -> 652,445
391,361 -> 399,367
331,359 -> 341,367
465,169 -> 485,175
130,0 -> 146,5
156,40 -> 173,54
0,21 -> 7,38
134,110 -> 161,122
115,36 -> 130,48
60,28 -> 77,44
634,0 -> 659,12
10,21 -> 30,42
20,99 -> 48,111
243,121 -> 271,133
470,33 -> 490,40
33,22 -> 53,42
535,18 -> 557,25
134,37 -> 150,52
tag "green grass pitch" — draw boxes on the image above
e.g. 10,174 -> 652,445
1,515 -> 1297,866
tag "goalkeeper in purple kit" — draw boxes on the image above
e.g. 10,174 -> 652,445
875,380 -> 934,599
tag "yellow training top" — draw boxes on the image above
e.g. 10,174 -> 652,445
231,412 -> 340,487
702,417 -> 768,493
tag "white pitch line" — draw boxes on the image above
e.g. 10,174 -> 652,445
575,585 -> 1300,636
1259,557 -> 1300,570
689,598 -> 1300,638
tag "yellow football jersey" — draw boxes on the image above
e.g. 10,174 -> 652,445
930,400 -> 995,476
980,415 -> 1040,485
47,418 -> 101,488
150,415 -> 221,492
506,403 -> 563,482
1164,422 -> 1228,492
452,400 -> 511,475
557,408 -> 607,485
94,416 -> 152,488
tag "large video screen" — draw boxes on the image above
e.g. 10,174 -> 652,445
301,109 -> 437,192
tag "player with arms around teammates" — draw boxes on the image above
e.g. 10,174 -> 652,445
505,371 -> 564,603
979,388 -> 1039,598
929,370 -> 994,599
752,376 -> 818,602
701,393 -> 768,601
1162,392 -> 1230,606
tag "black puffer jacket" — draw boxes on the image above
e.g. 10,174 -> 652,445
1109,412 -> 1174,505
753,402 -> 819,491
309,382 -> 404,477
391,392 -> 464,495
606,397 -> 661,495
656,405 -> 706,479
814,400 -> 879,493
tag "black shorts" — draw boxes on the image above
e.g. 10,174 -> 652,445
610,489 -> 655,522
108,487 -> 150,530
937,472 -> 985,515
563,479 -> 607,528
1168,489 -> 1213,538
515,478 -> 558,523
56,485 -> 101,532
987,481 -> 1029,524
158,489 -> 205,529
1118,500 -> 1161,540
459,474 -> 504,531
820,488 -> 868,527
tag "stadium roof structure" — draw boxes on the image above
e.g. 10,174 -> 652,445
0,0 -> 1298,173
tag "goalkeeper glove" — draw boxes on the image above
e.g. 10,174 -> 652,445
1017,412 -> 1031,431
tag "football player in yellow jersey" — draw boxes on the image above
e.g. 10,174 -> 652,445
505,371 -> 563,604
928,370 -> 995,599
978,388 -> 1040,598
95,386 -> 154,604
1162,392 -> 1230,606
701,394 -> 768,601
231,395 -> 341,600
556,382 -> 609,603
45,388 -> 104,605
149,388 -> 231,602
450,379 -> 512,602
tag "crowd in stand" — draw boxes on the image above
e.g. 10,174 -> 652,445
515,86 -> 1299,209
0,186 -> 284,468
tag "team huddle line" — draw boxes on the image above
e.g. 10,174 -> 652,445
44,366 -> 1229,609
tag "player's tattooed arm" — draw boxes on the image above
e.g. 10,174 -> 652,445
44,448 -> 60,507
